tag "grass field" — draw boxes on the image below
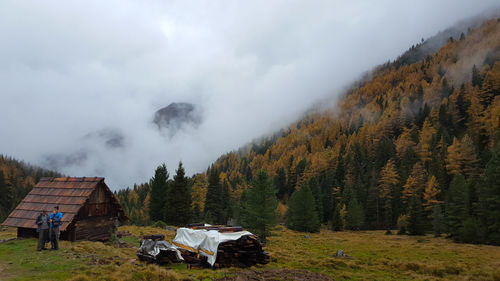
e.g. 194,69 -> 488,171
0,225 -> 499,281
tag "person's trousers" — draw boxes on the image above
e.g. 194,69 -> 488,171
37,229 -> 48,250
50,227 -> 60,250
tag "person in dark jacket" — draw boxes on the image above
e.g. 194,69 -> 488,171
49,206 -> 63,250
36,210 -> 50,251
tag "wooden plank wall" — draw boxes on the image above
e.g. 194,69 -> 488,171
74,216 -> 116,241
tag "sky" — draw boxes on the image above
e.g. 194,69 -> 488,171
0,0 -> 498,190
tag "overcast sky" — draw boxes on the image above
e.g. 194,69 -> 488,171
0,0 -> 498,189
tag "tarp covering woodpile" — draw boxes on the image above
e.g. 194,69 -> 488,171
172,225 -> 270,268
137,235 -> 184,264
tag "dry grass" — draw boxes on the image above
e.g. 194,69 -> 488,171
1,225 -> 499,280
0,226 -> 17,240
265,227 -> 500,280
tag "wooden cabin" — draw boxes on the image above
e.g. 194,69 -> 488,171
1,177 -> 128,241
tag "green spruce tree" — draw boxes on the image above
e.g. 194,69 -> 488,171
274,167 -> 287,201
330,204 -> 343,231
221,179 -> 231,223
192,203 -> 201,222
204,168 -> 224,224
432,205 -> 445,237
286,185 -> 320,233
407,197 -> 425,235
308,177 -> 324,223
164,162 -> 191,226
149,163 -> 169,223
478,146 -> 500,245
445,174 -> 468,240
346,197 -> 365,230
240,171 -> 278,241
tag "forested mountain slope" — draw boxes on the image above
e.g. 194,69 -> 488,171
206,18 -> 500,244
0,155 -> 62,222
115,18 -> 500,245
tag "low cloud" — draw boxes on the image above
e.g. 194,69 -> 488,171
0,0 -> 498,189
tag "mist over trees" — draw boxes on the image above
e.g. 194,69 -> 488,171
122,19 -> 500,244
2,18 -> 496,246
114,19 -> 500,245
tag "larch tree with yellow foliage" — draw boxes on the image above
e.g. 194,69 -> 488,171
379,159 -> 399,231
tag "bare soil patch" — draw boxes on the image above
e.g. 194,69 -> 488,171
216,269 -> 333,281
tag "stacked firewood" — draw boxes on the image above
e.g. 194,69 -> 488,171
178,248 -> 208,269
181,224 -> 270,268
213,234 -> 270,268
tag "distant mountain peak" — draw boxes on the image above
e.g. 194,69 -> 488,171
153,102 -> 202,133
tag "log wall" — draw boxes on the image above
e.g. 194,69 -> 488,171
74,216 -> 116,241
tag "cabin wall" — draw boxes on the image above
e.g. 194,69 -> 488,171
17,227 -> 37,238
17,227 -> 76,241
74,216 -> 117,241
77,183 -> 119,219
73,183 -> 120,241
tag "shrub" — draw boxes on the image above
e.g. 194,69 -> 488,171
397,214 -> 409,235
152,221 -> 167,229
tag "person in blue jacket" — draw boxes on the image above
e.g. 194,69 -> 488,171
49,206 -> 63,250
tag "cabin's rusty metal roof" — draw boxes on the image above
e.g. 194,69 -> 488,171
1,177 -> 126,231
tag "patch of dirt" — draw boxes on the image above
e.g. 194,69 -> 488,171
0,262 -> 17,280
216,269 -> 333,281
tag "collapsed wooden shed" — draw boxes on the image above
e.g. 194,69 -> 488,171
1,177 -> 128,241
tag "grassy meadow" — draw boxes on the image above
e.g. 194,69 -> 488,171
0,225 -> 499,281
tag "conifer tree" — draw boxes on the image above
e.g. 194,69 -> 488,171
308,177 -> 324,222
478,63 -> 500,105
445,174 -> 468,240
192,204 -> 201,222
471,65 -> 483,88
407,196 -> 425,235
429,136 -> 450,193
402,175 -> 417,204
330,204 -> 343,231
240,171 -> 278,241
164,162 -> 191,226
149,163 -> 169,223
419,119 -> 436,163
478,145 -> 500,245
191,173 -> 208,214
366,179 -> 381,228
455,85 -> 470,130
379,159 -> 399,230
446,135 -> 480,177
460,134 -> 481,178
423,176 -> 442,213
0,170 -> 12,222
446,137 -> 462,175
204,168 -> 224,224
286,185 -> 320,233
221,179 -> 231,223
346,197 -> 365,230
320,174 -> 334,223
274,167 -> 287,201
432,205 -> 445,236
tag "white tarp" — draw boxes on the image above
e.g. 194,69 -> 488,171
172,227 -> 253,266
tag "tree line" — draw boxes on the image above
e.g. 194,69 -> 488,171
0,155 -> 62,222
